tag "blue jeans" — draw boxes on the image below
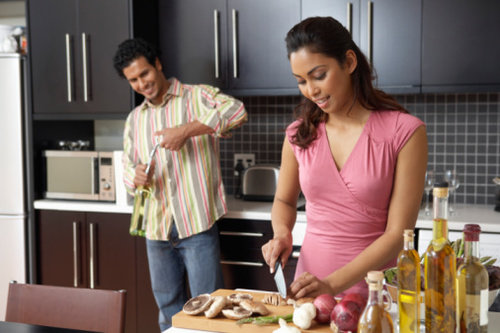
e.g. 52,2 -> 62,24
146,223 -> 224,331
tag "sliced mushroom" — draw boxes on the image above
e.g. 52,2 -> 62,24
239,299 -> 270,316
262,293 -> 287,306
222,306 -> 253,320
182,294 -> 213,315
204,296 -> 228,318
226,292 -> 253,305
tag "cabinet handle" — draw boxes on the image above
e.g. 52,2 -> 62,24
81,33 -> 90,102
213,10 -> 220,79
292,251 -> 300,258
219,231 -> 264,237
231,9 -> 238,78
72,221 -> 79,287
65,34 -> 73,102
367,1 -> 373,65
221,260 -> 264,267
89,222 -> 96,289
346,2 -> 353,35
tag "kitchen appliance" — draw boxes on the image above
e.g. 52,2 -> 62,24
242,164 -> 279,201
43,150 -> 115,202
0,53 -> 32,319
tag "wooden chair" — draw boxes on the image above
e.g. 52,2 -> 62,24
5,282 -> 126,333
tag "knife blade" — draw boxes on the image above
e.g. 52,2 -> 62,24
274,261 -> 287,298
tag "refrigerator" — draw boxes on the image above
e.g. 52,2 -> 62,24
0,53 -> 34,320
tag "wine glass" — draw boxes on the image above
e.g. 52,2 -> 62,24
444,169 -> 460,215
424,171 -> 435,216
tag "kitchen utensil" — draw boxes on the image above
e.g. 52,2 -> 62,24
274,261 -> 287,299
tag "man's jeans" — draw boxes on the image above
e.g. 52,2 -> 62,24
146,223 -> 224,331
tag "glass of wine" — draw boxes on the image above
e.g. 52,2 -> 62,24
424,170 -> 435,216
444,169 -> 460,215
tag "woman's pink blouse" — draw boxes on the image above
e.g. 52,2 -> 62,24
287,110 -> 425,295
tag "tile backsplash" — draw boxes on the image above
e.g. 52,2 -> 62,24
220,93 -> 499,205
98,92 -> 499,206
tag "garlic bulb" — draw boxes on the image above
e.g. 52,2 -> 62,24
272,318 -> 302,333
293,302 -> 316,329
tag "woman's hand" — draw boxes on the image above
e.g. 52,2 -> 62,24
289,272 -> 334,299
261,235 -> 293,274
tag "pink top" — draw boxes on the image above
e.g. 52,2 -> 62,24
287,110 -> 425,295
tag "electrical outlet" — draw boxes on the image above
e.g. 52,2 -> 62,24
234,153 -> 255,175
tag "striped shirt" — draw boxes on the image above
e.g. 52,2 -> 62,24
123,78 -> 247,240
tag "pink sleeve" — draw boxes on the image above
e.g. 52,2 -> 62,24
393,113 -> 425,154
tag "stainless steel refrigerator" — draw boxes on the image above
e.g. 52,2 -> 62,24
0,53 -> 34,320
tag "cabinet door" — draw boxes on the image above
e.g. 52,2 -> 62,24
301,0 -> 361,45
36,210 -> 87,287
227,0 -> 300,92
78,0 -> 133,113
86,212 -> 136,333
422,0 -> 500,92
28,0 -> 80,114
159,0 -> 228,88
359,0 -> 421,93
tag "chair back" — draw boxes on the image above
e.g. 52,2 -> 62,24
5,282 -> 126,333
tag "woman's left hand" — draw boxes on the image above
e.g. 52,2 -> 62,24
289,272 -> 334,299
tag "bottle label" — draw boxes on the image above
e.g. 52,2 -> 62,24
480,289 -> 488,325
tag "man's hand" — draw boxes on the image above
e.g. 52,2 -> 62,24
134,160 -> 155,187
155,126 -> 189,151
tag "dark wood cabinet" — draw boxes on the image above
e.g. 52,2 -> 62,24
27,0 -> 157,117
36,210 -> 158,333
422,0 -> 500,92
159,0 -> 300,96
218,219 -> 298,291
302,0 -> 421,94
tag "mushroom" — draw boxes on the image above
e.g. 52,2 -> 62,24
227,292 -> 253,305
182,294 -> 213,315
239,299 -> 270,316
204,296 -> 228,318
222,306 -> 253,320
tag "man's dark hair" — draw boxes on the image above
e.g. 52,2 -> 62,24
113,38 -> 159,78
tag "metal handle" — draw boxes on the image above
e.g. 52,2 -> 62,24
220,260 -> 264,267
219,231 -> 264,237
72,221 -> 79,287
81,33 -> 89,102
292,251 -> 300,258
213,10 -> 220,79
232,9 -> 238,78
347,2 -> 353,35
91,157 -> 97,194
65,34 -> 73,102
367,1 -> 373,65
89,222 -> 96,289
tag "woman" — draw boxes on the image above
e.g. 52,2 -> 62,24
261,17 -> 427,298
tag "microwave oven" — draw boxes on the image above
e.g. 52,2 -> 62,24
43,150 -> 115,202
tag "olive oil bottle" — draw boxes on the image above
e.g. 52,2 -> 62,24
457,224 -> 489,333
358,271 -> 394,333
397,229 -> 421,333
424,182 -> 457,333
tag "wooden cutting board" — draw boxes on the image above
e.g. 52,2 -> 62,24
172,289 -> 332,332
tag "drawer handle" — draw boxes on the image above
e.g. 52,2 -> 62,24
220,231 -> 264,237
89,222 -> 96,289
221,260 -> 264,267
292,251 -> 300,258
72,221 -> 79,287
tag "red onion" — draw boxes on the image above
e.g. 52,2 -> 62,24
313,294 -> 337,324
330,299 -> 362,332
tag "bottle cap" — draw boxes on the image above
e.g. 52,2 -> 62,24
403,229 -> 414,241
433,182 -> 449,198
366,270 -> 384,282
463,224 -> 481,241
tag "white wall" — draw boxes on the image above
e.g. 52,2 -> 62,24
0,1 -> 25,26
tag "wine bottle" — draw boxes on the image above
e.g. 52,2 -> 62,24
424,182 -> 457,332
397,229 -> 421,333
358,271 -> 394,333
457,224 -> 489,332
129,143 -> 159,236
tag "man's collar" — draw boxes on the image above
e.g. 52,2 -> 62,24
144,77 -> 182,108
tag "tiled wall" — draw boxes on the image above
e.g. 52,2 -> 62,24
220,93 -> 500,206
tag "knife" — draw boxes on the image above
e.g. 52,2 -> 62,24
274,260 -> 287,298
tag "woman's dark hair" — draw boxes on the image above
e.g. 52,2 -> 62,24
286,16 -> 406,148
113,38 -> 159,78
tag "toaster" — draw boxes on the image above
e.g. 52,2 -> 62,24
242,164 -> 280,201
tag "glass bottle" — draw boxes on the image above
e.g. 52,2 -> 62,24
424,182 -> 457,332
457,224 -> 489,332
397,229 -> 421,333
130,143 -> 159,236
358,271 -> 394,333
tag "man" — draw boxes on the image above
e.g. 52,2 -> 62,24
113,38 -> 247,330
